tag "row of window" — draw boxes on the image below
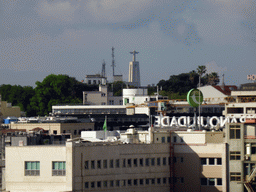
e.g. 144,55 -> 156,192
25,161 -> 66,176
156,136 -> 184,143
84,157 -> 170,169
200,158 -> 222,165
200,178 -> 222,186
84,177 -> 182,189
53,108 -> 126,115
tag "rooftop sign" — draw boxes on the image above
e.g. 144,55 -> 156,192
247,74 -> 256,81
187,88 -> 203,108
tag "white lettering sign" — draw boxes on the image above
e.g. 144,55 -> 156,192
154,115 -> 256,128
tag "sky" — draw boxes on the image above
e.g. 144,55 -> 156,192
0,0 -> 255,87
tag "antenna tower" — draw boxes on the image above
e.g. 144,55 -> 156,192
111,47 -> 115,76
102,60 -> 106,78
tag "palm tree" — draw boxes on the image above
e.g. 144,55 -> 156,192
197,65 -> 207,87
208,72 -> 220,86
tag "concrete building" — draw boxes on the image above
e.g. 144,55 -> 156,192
5,127 -> 226,192
128,50 -> 140,87
0,101 -> 21,119
84,74 -> 107,85
7,122 -> 94,139
83,85 -> 123,106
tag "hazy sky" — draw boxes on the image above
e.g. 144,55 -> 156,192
1,0 -> 255,87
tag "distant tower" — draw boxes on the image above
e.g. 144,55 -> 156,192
128,50 -> 140,87
101,60 -> 106,78
111,47 -> 115,76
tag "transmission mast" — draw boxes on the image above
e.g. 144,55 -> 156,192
111,47 -> 115,76
101,60 -> 106,78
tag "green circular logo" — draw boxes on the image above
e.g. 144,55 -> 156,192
187,88 -> 203,107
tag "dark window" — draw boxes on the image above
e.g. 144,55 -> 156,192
123,159 -> 126,168
209,178 -> 215,186
84,161 -> 89,169
181,157 -> 184,163
161,137 -> 165,143
97,181 -> 101,188
157,178 -> 161,184
53,130 -> 57,134
173,136 -> 177,142
230,125 -> 241,139
116,159 -> 119,168
74,130 -> 77,135
167,136 -> 170,143
110,159 -> 114,168
217,178 -> 222,185
152,178 -> 155,185
133,159 -> 137,167
140,158 -> 143,166
173,157 -> 177,163
163,157 -> 167,165
181,177 -> 184,183
103,181 -> 108,188
91,182 -> 95,188
146,179 -> 150,185
128,159 -> 131,167
201,158 -> 207,165
97,160 -> 101,169
146,158 -> 149,166
103,160 -> 107,168
217,158 -> 222,165
230,152 -> 241,160
200,178 -> 207,185
134,179 -> 138,186
25,161 -> 40,176
116,180 -> 120,187
151,158 -> 155,166
85,182 -> 89,188
91,161 -> 95,169
110,180 -> 114,187
209,158 -> 215,165
230,172 -> 241,181
163,178 -> 167,184
157,158 -> 161,166
140,179 -> 144,185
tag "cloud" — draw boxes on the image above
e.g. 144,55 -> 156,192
37,0 -> 78,21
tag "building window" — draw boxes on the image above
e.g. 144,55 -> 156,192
91,182 -> 95,188
116,180 -> 120,187
52,161 -> 66,176
128,159 -> 131,167
209,158 -> 215,165
84,161 -> 89,169
91,160 -> 95,169
74,130 -> 77,135
97,160 -> 101,169
230,172 -> 241,181
110,159 -> 114,168
180,136 -> 184,143
167,136 -> 170,143
161,137 -> 165,143
101,93 -> 106,97
230,125 -> 241,139
121,180 -> 126,187
230,151 -> 241,160
109,100 -> 114,105
134,179 -> 138,186
134,159 -> 137,167
103,160 -> 107,168
85,182 -> 89,188
88,80 -> 91,84
181,157 -> 184,163
25,161 -> 40,176
146,179 -> 150,185
128,179 -> 132,186
208,178 -> 215,186
151,158 -> 155,166
157,157 -> 161,166
157,178 -> 161,184
217,158 -> 222,165
140,179 -> 144,185
163,178 -> 167,184
103,181 -> 108,188
110,180 -> 114,187
93,80 -> 96,84
181,177 -> 184,183
97,181 -> 101,188
139,158 -> 143,166
101,102 -> 106,105
173,157 -> 177,163
152,178 -> 155,185
200,178 -> 207,186
217,178 -> 222,185
123,159 -> 126,168
145,158 -> 149,166
116,159 -> 120,168
119,100 -> 123,105
201,158 -> 207,165
163,157 -> 167,165
173,136 -> 177,143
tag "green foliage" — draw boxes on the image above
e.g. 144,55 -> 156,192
108,81 -> 126,96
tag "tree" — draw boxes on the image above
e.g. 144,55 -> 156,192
197,65 -> 206,87
207,72 -> 220,86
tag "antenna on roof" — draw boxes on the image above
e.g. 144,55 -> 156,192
111,47 -> 115,77
102,60 -> 106,78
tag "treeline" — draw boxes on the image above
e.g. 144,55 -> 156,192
0,66 -> 220,116
0,74 -> 98,116
157,66 -> 220,99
